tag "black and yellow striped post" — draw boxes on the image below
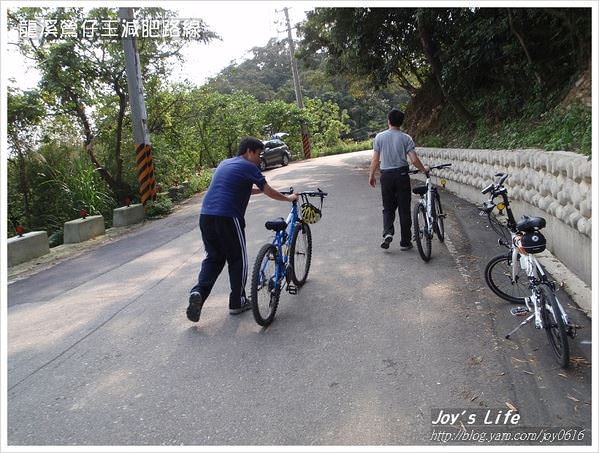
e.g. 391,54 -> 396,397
135,143 -> 157,205
301,125 -> 312,159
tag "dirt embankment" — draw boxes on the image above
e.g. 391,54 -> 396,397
560,61 -> 591,109
404,61 -> 591,141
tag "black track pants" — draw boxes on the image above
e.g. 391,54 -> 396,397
380,171 -> 412,246
190,215 -> 248,309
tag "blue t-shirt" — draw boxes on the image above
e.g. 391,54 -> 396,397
201,156 -> 267,219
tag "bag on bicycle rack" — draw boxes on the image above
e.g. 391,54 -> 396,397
515,215 -> 546,254
516,231 -> 547,254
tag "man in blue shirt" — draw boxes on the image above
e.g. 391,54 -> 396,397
187,137 -> 298,322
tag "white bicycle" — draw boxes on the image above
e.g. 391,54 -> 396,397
410,163 -> 452,262
480,173 -> 576,368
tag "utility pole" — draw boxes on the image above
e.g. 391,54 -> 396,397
281,7 -> 311,159
118,7 -> 156,206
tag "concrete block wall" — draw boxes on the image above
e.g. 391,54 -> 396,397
413,148 -> 592,285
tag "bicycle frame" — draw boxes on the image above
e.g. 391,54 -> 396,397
411,164 -> 451,235
261,203 -> 300,293
257,189 -> 326,293
516,253 -> 570,331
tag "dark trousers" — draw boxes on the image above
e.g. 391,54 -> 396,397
380,170 -> 412,246
190,215 -> 248,309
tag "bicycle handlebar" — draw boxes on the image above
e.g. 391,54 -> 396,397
481,173 -> 510,196
280,187 -> 328,198
408,162 -> 452,175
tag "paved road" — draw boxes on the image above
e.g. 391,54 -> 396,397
6,151 -> 592,446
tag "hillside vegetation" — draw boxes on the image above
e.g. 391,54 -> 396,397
298,8 -> 592,156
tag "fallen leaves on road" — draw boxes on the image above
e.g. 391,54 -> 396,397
511,357 -> 528,363
468,355 -> 483,366
570,356 -> 591,367
506,401 -> 518,411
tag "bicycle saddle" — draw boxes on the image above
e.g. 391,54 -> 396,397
265,218 -> 287,231
412,186 -> 427,196
516,215 -> 546,232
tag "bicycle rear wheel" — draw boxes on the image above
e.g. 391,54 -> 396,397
540,284 -> 570,368
432,191 -> 445,243
413,202 -> 431,262
484,254 -> 528,304
290,222 -> 312,287
250,243 -> 281,326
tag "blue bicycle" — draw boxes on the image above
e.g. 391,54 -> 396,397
250,188 -> 327,326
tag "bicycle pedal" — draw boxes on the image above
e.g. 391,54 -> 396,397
287,284 -> 297,295
510,306 -> 529,317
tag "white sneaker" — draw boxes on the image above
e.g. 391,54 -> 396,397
380,234 -> 393,249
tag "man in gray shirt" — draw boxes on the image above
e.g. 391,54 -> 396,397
368,109 -> 429,250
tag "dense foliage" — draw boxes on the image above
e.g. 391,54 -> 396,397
299,7 -> 592,154
6,6 -> 593,242
6,7 -> 355,241
206,38 -> 409,140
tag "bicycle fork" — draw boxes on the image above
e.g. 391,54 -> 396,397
425,192 -> 434,237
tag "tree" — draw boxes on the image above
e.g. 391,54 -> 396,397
415,9 -> 474,124
208,37 -> 409,140
298,8 -> 427,94
7,86 -> 46,228
207,38 -> 295,102
8,7 -> 217,203
297,7 -> 591,125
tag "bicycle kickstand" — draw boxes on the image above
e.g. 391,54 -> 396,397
505,314 -> 535,339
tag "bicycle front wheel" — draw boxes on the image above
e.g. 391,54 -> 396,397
487,212 -> 511,246
432,191 -> 445,243
413,202 -> 431,262
290,222 -> 312,287
484,254 -> 528,304
540,284 -> 570,368
250,243 -> 281,326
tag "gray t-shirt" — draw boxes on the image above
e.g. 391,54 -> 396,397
373,129 -> 415,170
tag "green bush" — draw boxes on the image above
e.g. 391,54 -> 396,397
48,229 -> 63,248
418,135 -> 445,148
418,99 -> 591,157
145,193 -> 173,218
186,169 -> 213,195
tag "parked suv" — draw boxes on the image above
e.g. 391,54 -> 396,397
260,132 -> 291,171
